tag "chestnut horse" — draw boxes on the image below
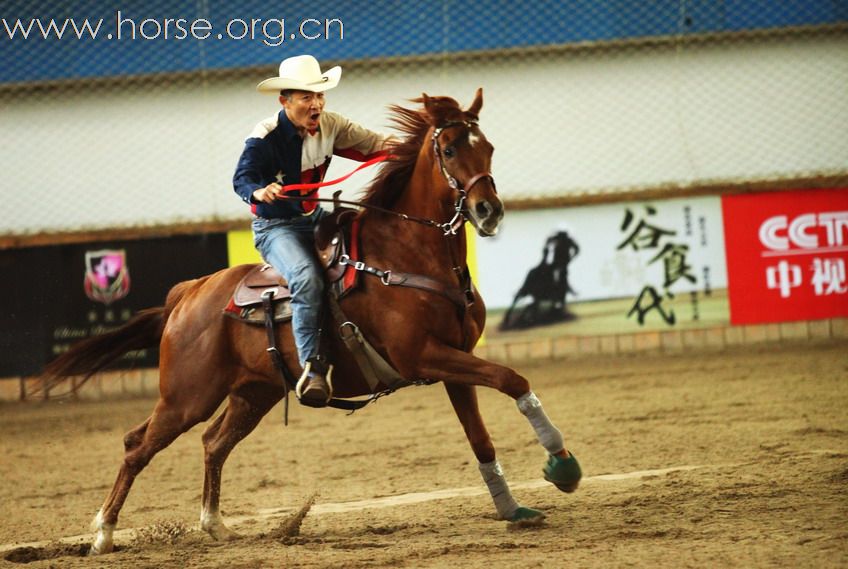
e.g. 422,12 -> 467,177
44,89 -> 582,555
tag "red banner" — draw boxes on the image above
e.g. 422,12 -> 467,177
721,188 -> 848,324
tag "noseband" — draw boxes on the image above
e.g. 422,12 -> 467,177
432,120 -> 496,235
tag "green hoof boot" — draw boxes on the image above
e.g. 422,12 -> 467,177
508,507 -> 546,523
543,453 -> 582,493
506,506 -> 546,528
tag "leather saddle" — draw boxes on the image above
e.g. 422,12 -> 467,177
224,208 -> 359,324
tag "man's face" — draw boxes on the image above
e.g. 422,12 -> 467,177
281,90 -> 326,133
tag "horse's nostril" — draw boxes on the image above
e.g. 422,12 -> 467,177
475,201 -> 492,218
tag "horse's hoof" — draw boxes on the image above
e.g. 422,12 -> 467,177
201,514 -> 241,541
88,537 -> 113,556
208,526 -> 240,541
509,507 -> 546,523
543,453 -> 582,493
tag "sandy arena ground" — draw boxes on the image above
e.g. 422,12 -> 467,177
0,341 -> 846,568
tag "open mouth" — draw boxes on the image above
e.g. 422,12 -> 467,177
478,224 -> 499,237
310,113 -> 321,122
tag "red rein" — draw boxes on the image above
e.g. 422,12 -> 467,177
282,153 -> 393,193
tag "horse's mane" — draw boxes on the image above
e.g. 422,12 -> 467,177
361,96 -> 468,210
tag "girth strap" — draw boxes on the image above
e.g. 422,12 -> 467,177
327,295 -> 412,394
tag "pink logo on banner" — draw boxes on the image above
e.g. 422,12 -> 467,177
84,249 -> 131,305
721,188 -> 848,324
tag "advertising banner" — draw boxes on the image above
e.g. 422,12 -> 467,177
476,196 -> 729,336
722,188 -> 848,324
0,234 -> 228,377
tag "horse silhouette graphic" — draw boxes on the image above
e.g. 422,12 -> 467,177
500,229 -> 579,330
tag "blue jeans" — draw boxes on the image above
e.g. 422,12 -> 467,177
252,210 -> 327,367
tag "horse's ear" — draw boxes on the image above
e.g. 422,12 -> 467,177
467,88 -> 483,117
421,93 -> 440,125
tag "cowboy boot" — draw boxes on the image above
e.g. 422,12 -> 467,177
297,355 -> 333,407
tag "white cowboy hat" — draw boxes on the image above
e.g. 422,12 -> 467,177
256,55 -> 341,94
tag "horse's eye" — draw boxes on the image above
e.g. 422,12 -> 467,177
443,147 -> 455,158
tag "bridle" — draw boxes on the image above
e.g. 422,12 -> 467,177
431,119 -> 496,235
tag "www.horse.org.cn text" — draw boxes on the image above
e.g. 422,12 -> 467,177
2,12 -> 345,46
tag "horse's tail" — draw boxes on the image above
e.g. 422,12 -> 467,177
42,307 -> 166,385
39,278 -> 199,394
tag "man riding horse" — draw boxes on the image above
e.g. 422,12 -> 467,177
233,55 -> 394,407
44,74 -> 582,555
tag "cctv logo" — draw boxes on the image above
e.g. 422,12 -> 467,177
758,211 -> 848,251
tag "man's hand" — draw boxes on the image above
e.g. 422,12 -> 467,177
253,182 -> 283,204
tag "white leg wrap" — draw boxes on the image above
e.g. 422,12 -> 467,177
478,460 -> 520,520
89,510 -> 114,555
201,506 -> 238,540
90,524 -> 115,555
516,392 -> 564,455
90,507 -> 105,532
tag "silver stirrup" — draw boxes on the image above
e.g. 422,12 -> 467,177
294,361 -> 334,400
